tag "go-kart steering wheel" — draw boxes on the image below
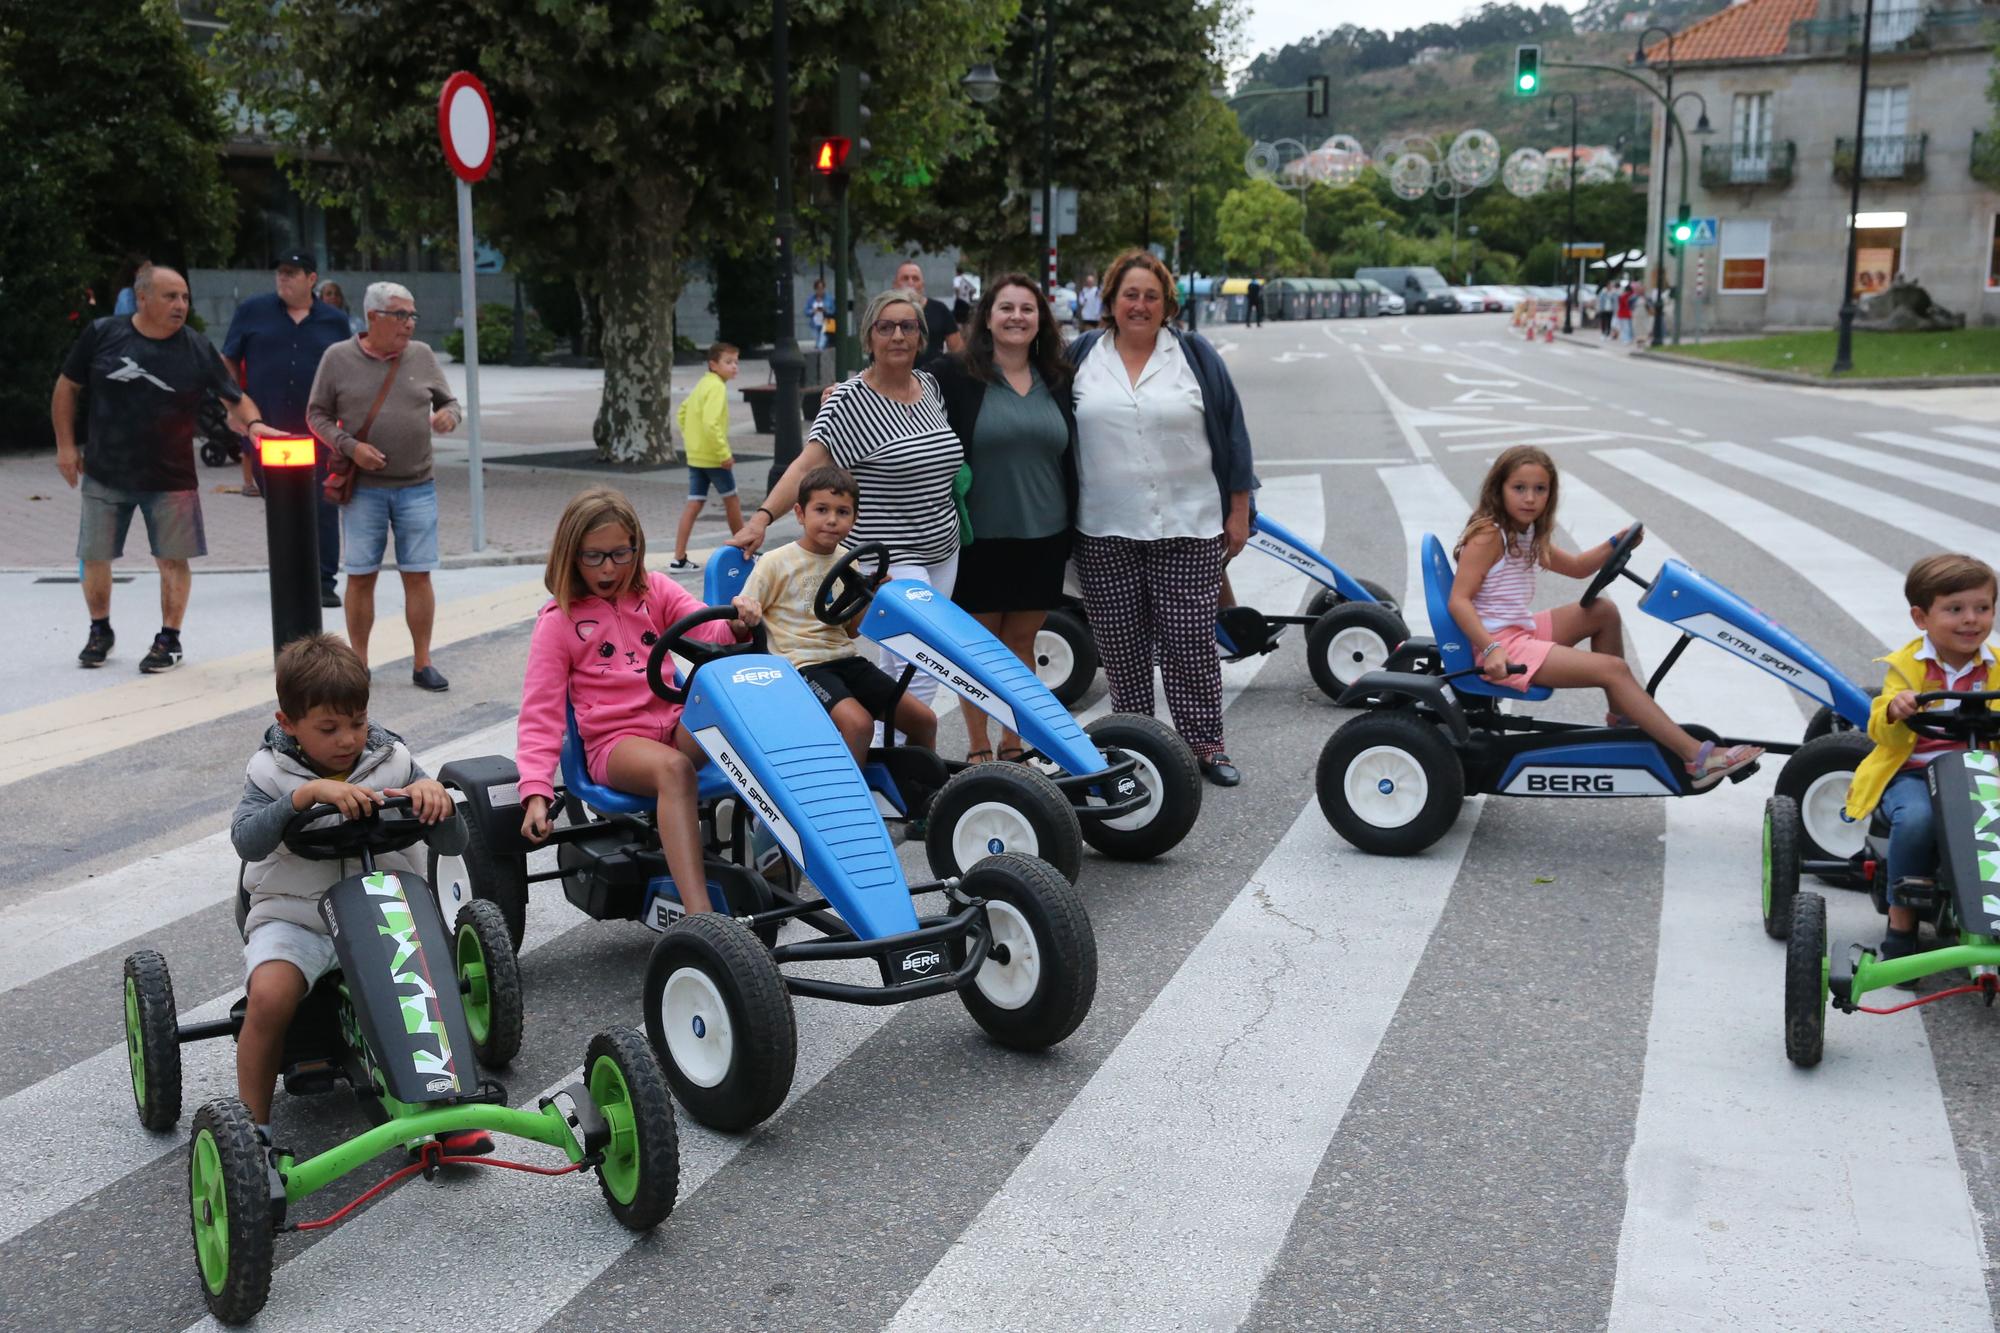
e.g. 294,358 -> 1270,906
283,793 -> 431,862
1580,523 -> 1645,609
646,605 -> 768,705
813,541 -> 892,626
1901,689 -> 2000,744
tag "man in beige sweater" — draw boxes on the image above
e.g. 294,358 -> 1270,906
307,282 -> 462,691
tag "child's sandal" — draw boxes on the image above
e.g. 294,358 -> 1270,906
1684,740 -> 1764,788
966,748 -> 994,765
997,745 -> 1028,763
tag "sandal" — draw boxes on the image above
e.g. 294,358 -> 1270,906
240,483 -> 261,498
966,748 -> 994,765
1685,740 -> 1764,789
998,745 -> 1028,763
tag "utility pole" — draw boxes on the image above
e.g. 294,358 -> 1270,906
1832,0 -> 1878,373
767,0 -> 803,490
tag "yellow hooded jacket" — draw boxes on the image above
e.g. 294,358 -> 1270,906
1844,635 -> 2000,821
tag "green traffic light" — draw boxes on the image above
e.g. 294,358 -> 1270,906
1518,73 -> 1537,91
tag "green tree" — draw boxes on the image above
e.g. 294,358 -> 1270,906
0,0 -> 232,447
1215,179 -> 1310,273
1302,181 -> 1399,256
216,0 -> 1009,463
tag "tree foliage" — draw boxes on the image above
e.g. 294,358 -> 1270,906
1215,180 -> 1310,274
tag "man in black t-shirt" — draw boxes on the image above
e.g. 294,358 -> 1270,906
52,265 -> 275,673
893,260 -> 964,374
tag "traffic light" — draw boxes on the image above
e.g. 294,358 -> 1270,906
811,137 -> 851,175
1305,74 -> 1329,119
1671,203 -> 1693,248
836,64 -> 871,174
1514,45 -> 1540,95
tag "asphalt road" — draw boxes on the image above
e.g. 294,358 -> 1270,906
5,314 -> 2000,1332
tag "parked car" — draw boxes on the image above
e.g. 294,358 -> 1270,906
1354,266 -> 1455,314
1474,285 -> 1522,311
1442,287 -> 1486,313
1356,278 -> 1404,315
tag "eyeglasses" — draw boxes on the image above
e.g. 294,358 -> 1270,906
577,546 -> 637,568
372,309 -> 418,323
872,319 -> 921,338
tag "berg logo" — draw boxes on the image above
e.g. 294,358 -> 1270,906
731,667 -> 784,686
901,949 -> 943,975
903,588 -> 935,602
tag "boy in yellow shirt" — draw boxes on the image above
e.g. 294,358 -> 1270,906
671,341 -> 743,570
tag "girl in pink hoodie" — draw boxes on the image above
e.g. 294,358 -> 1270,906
515,487 -> 761,913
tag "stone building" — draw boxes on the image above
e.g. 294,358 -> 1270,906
1637,0 -> 1998,331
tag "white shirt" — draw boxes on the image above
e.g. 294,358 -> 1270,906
1072,326 -> 1221,541
1912,633 -> 1997,706
1078,283 -> 1102,322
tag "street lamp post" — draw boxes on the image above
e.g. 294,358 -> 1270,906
1547,92 -> 1580,334
1666,91 -> 1715,347
766,0 -> 804,490
1635,27 -> 1676,346
1832,0 -> 1878,373
1038,0 -> 1056,295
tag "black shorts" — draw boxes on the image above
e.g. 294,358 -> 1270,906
801,656 -> 902,717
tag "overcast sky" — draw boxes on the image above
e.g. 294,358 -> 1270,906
1239,0 -> 1591,71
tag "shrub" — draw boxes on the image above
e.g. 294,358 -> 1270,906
443,302 -> 557,363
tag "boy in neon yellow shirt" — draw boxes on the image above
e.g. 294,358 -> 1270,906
671,341 -> 743,570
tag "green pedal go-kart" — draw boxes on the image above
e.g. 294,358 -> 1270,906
121,795 -> 680,1324
1781,691 -> 2000,1067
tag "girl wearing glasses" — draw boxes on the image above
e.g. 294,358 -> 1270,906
513,487 -> 761,913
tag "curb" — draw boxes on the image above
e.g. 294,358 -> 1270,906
2,549 -> 551,578
1635,351 -> 2000,390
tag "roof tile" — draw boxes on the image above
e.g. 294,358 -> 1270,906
1639,0 -> 1820,64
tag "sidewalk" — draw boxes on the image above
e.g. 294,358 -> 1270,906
1,362 -> 787,573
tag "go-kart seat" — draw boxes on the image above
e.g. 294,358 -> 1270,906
1420,534 -> 1553,702
704,545 -> 757,608
559,703 -> 732,816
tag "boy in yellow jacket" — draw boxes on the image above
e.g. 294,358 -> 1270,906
670,341 -> 743,570
1844,553 -> 2000,974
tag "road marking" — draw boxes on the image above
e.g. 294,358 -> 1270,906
1419,343 -> 1443,353
1677,428 -> 1703,438
1438,424 -> 1535,439
1379,344 -> 1405,353
1525,405 -> 1592,412
1257,458 -> 1411,467
1647,417 -> 1674,426
1446,432 -> 1618,451
1858,430 -> 2000,473
1378,464 -> 1469,635
1444,374 -> 1518,386
887,798 -> 1486,1333
1350,354 -> 1433,461
1451,349 -> 1584,395
1940,425 -> 2000,446
1453,389 -> 1535,405
1777,436 -> 2000,509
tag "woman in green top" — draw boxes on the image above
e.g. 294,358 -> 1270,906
934,274 -> 1078,763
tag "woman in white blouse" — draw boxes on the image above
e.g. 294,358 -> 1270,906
1064,251 -> 1255,787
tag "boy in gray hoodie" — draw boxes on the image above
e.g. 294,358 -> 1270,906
230,633 -> 452,1141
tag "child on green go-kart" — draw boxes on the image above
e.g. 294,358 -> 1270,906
229,633 -> 457,1148
1842,553 -> 2000,984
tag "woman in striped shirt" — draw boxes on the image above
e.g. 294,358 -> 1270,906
729,288 -> 964,709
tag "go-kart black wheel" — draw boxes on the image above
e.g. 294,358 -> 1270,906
952,853 -> 1097,1050
430,802 -> 529,952
1035,607 -> 1099,707
925,761 -> 1084,884
455,899 -> 522,1069
1774,731 -> 1872,880
1306,576 -> 1400,620
1316,711 -> 1464,856
1802,705 -> 1855,744
643,913 -> 798,1132
1762,795 -> 1803,940
1306,602 -> 1410,700
125,950 -> 182,1131
1076,714 -> 1201,861
1784,892 -> 1828,1068
188,1098 -> 275,1325
583,1026 -> 681,1230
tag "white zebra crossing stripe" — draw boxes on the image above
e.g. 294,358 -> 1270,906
886,799 -> 1485,1333
1777,435 -> 2000,510
1939,425 -> 2000,447
1859,430 -> 2000,473
1378,464 -> 1470,638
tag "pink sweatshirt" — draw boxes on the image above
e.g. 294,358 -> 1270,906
515,571 -> 740,801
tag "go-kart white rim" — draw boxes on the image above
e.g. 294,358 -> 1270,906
432,854 -> 470,909
659,967 -> 733,1089
953,801 -> 1040,867
1034,629 -> 1076,690
1324,625 -> 1391,685
975,900 -> 1039,1010
1100,749 -> 1165,833
1343,745 -> 1429,829
1800,769 -> 1864,858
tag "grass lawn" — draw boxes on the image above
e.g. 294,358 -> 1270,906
1666,327 -> 2000,378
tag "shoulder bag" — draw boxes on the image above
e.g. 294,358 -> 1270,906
323,352 -> 400,505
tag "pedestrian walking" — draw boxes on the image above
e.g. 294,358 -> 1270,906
306,282 -> 461,692
51,264 -> 278,673
1076,271 -> 1102,328
316,281 -> 366,337
1595,281 -> 1615,337
1614,280 -> 1636,344
1064,250 -> 1255,787
670,341 -> 744,569
893,260 -> 963,374
1246,275 -> 1265,328
222,250 -> 353,606
806,278 -> 830,351
111,252 -> 147,317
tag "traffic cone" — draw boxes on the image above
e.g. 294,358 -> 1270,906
1543,324 -> 1555,343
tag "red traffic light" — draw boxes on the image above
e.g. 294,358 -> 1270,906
812,136 -> 852,174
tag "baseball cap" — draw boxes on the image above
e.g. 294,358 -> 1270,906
273,250 -> 318,272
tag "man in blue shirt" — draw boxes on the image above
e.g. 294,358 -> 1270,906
222,250 -> 353,607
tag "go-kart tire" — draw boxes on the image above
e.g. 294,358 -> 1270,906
643,913 -> 797,1133
1774,731 -> 1872,879
455,899 -> 523,1069
1316,712 -> 1464,856
953,853 -> 1097,1050
1784,892 -> 1828,1068
1306,576 -> 1400,619
1306,602 -> 1410,701
1802,705 -> 1855,744
1076,713 -> 1202,861
925,761 -> 1084,885
1762,795 -> 1803,941
583,1026 -> 681,1230
189,1098 -> 275,1325
1035,608 -> 1098,707
125,950 -> 182,1131
429,802 -> 529,952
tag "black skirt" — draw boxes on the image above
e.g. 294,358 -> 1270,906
952,532 -> 1072,613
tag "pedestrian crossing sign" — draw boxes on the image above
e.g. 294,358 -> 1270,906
1687,216 -> 1718,247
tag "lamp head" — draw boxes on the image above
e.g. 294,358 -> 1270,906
961,63 -> 1002,105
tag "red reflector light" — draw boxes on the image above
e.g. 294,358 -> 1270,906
260,436 -> 316,468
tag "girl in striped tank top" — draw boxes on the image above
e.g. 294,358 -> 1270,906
1448,446 -> 1762,787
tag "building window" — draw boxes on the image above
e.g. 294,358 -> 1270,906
1720,218 -> 1770,294
1988,215 -> 2000,291
1861,86 -> 1911,176
1730,93 -> 1773,181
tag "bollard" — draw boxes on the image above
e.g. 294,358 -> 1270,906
260,436 -> 323,653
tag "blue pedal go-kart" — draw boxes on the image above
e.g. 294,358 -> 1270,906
436,606 -> 1097,1132
121,797 -> 677,1324
705,543 -> 1203,879
1316,524 -> 1873,856
1782,693 -> 2000,1067
1035,513 -> 1409,704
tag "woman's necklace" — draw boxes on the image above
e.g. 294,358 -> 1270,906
864,366 -> 919,402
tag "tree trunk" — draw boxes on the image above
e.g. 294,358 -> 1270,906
592,201 -> 686,464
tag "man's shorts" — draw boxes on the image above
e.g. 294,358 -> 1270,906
342,479 -> 440,575
243,919 -> 340,987
77,475 -> 206,561
801,655 -> 902,717
688,465 -> 738,500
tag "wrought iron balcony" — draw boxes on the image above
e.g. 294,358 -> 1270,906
1833,133 -> 1928,184
1700,141 -> 1797,189
1976,131 -> 2000,189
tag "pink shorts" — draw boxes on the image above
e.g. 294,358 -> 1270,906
584,725 -> 676,788
1489,609 -> 1556,691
